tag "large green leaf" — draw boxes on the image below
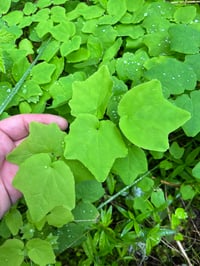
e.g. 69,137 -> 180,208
13,153 -> 75,221
118,80 -> 191,151
69,66 -> 113,119
64,114 -> 127,182
112,145 -> 147,185
145,57 -> 197,97
7,122 -> 66,164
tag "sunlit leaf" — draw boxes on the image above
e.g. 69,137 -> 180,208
26,239 -> 55,266
0,239 -> 24,266
118,80 -> 191,151
64,114 -> 127,182
13,153 -> 75,221
69,66 -> 113,119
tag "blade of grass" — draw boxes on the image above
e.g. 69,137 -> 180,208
0,38 -> 51,115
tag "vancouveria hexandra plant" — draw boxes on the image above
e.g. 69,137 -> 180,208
0,0 -> 200,265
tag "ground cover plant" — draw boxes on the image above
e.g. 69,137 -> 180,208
0,0 -> 200,265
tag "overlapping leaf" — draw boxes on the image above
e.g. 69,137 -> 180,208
112,144 -> 147,185
7,122 -> 66,164
69,66 -> 113,119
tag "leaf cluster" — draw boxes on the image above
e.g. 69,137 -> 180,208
0,0 -> 200,265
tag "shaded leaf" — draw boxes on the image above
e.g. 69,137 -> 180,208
7,122 -> 66,164
169,24 -> 200,54
76,180 -> 105,202
174,91 -> 200,137
113,145 -> 147,185
145,57 -> 197,97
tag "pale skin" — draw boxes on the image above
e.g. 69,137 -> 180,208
0,114 -> 68,219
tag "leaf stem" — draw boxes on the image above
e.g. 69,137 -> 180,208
0,37 -> 51,115
97,166 -> 158,210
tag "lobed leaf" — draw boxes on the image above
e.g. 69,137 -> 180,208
64,114 -> 128,182
69,66 -> 113,119
13,153 -> 75,222
118,80 -> 191,151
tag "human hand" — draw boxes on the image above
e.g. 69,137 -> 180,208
0,114 -> 68,219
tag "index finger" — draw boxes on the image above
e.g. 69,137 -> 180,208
0,114 -> 68,141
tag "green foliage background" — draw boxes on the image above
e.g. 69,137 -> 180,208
0,0 -> 200,265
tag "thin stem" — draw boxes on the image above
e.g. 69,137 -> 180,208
97,166 -> 158,210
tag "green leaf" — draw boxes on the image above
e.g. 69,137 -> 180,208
23,2 -> 37,15
137,177 -> 154,192
145,57 -> 197,97
192,162 -> 200,180
116,50 -> 149,83
60,36 -> 81,57
7,122 -> 66,164
26,239 -> 55,266
118,79 -> 191,151
112,145 -> 147,185
0,0 -> 11,14
143,32 -> 170,56
169,24 -> 200,54
185,54 -> 200,81
73,201 -> 99,226
174,6 -> 196,24
31,62 -> 56,84
151,189 -> 166,208
76,180 -> 105,202
174,91 -> 200,137
57,223 -> 86,252
169,142 -> 184,159
49,72 -> 85,108
0,239 -> 24,266
5,209 -> 23,235
99,0 -> 127,24
13,153 -> 75,221
180,184 -> 196,200
69,66 -> 113,119
47,206 -> 74,228
64,114 -> 127,182
50,20 -> 76,42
